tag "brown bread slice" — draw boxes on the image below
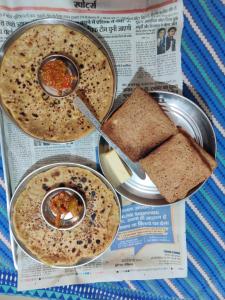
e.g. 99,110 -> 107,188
140,132 -> 217,203
101,87 -> 177,161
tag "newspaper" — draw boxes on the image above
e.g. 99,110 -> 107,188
0,0 -> 187,291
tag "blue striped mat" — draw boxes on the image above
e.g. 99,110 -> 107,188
0,0 -> 224,299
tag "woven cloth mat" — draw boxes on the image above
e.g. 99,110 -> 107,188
0,0 -> 224,299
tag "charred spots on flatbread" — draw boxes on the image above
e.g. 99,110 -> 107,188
15,79 -> 21,85
31,65 -> 35,72
42,183 -> 50,191
41,93 -> 49,101
90,190 -> 96,198
51,170 -> 60,178
76,183 -> 83,190
81,177 -> 87,183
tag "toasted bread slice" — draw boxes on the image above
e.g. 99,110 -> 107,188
101,87 -> 177,161
140,132 -> 217,203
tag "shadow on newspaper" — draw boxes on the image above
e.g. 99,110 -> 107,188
112,66 -> 183,111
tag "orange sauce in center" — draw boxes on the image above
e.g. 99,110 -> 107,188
41,59 -> 75,92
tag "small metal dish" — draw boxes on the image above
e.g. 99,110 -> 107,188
38,54 -> 79,97
41,187 -> 86,230
99,91 -> 217,206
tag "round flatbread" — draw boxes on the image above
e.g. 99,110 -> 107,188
0,24 -> 114,141
12,166 -> 120,266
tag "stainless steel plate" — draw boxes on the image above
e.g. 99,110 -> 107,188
0,18 -> 117,143
9,162 -> 121,268
99,91 -> 216,206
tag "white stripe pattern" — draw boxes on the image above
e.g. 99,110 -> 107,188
183,74 -> 225,138
0,178 -> 6,190
188,252 -> 224,300
183,75 -> 225,196
125,281 -> 136,291
0,231 -> 11,250
164,279 -> 184,299
0,177 -> 9,250
188,200 -> 225,251
211,174 -> 225,195
184,7 -> 225,75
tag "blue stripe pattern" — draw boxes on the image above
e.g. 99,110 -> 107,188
0,0 -> 225,299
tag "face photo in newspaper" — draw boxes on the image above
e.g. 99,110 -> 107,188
166,26 -> 177,52
157,28 -> 166,55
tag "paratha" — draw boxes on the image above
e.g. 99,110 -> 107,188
0,24 -> 114,141
12,166 -> 120,266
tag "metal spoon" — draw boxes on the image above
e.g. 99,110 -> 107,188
38,54 -> 146,180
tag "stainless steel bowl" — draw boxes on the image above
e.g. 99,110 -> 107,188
41,187 -> 86,230
38,54 -> 80,97
10,162 -> 121,268
99,91 -> 217,206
